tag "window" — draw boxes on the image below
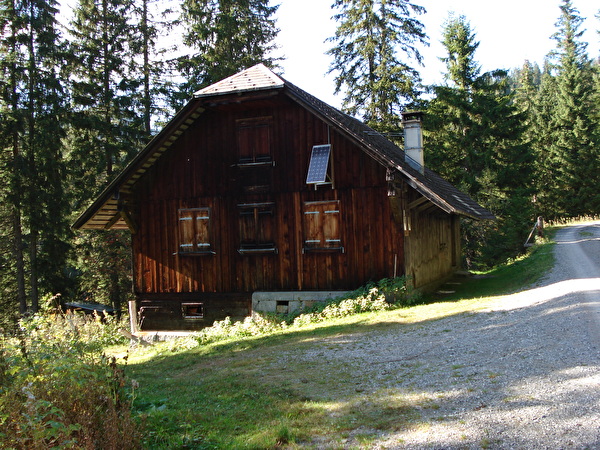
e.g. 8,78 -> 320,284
181,303 -> 204,320
178,208 -> 214,255
306,144 -> 333,187
303,200 -> 343,252
238,202 -> 277,254
236,117 -> 272,165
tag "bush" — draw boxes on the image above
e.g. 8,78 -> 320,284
0,307 -> 141,449
193,277 -> 418,346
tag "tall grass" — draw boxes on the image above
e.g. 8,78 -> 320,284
0,307 -> 140,449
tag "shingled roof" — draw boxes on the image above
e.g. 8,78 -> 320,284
73,64 -> 493,230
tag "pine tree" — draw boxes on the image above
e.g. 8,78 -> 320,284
67,0 -> 144,312
327,0 -> 427,132
542,0 -> 598,219
425,15 -> 534,268
0,0 -> 70,315
177,0 -> 280,102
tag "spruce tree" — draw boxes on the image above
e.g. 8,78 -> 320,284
327,0 -> 427,132
0,0 -> 27,315
67,0 -> 144,312
130,0 -> 175,134
0,0 -> 70,315
425,15 -> 534,268
177,0 -> 280,102
542,0 -> 598,219
529,62 -> 560,219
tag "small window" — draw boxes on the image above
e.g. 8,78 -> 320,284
306,144 -> 332,186
303,200 -> 343,252
238,203 -> 277,254
236,117 -> 272,165
237,165 -> 272,194
181,303 -> 204,319
178,208 -> 214,255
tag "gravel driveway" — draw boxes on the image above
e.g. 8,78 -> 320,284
294,221 -> 600,448
377,221 -> 600,448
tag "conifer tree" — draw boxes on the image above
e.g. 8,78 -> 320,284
0,0 -> 70,314
528,62 -> 560,219
131,0 -> 176,133
425,15 -> 534,267
327,0 -> 427,132
512,61 -> 540,123
68,0 -> 143,186
0,0 -> 27,314
177,0 -> 280,102
67,0 -> 144,312
541,0 -> 598,219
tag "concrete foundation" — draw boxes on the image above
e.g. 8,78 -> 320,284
252,291 -> 351,314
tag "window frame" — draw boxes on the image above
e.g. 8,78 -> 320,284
181,302 -> 204,320
237,202 -> 277,255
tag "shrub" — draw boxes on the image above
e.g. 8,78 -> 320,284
195,314 -> 288,345
192,277 -> 418,346
0,307 -> 141,449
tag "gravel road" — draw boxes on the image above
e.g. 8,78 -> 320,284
297,221 -> 600,449
375,220 -> 600,449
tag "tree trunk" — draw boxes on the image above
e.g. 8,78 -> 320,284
13,207 -> 27,315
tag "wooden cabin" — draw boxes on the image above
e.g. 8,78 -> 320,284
73,64 -> 493,331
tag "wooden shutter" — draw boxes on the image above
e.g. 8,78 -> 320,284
178,209 -> 195,252
236,117 -> 272,164
195,208 -> 211,250
239,207 -> 258,248
303,201 -> 341,251
304,208 -> 322,248
178,208 -> 211,253
238,203 -> 276,253
323,204 -> 341,247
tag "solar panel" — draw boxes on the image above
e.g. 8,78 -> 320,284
306,145 -> 331,184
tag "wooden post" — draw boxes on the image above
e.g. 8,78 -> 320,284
536,216 -> 544,237
128,300 -> 139,334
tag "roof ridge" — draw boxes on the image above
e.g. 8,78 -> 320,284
194,63 -> 285,97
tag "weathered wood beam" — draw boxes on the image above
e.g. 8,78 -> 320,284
408,196 -> 428,210
120,210 -> 138,234
104,212 -> 121,229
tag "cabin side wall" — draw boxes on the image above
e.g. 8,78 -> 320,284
402,186 -> 461,289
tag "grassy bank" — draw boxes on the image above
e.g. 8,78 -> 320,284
124,234 -> 555,449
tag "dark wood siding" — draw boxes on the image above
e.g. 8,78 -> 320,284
130,94 -> 405,326
400,184 -> 460,289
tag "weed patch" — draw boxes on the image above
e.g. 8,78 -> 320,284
0,309 -> 140,449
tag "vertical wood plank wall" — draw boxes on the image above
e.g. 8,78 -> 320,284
131,94 -> 405,298
402,186 -> 460,289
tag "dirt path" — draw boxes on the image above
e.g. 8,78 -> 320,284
286,221 -> 600,448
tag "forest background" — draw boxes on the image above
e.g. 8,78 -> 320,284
0,0 -> 598,326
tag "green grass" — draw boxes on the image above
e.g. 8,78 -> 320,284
422,229 -> 556,304
123,234 -> 556,449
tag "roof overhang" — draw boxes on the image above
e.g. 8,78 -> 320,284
73,100 -> 206,230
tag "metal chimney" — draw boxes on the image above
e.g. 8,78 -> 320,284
401,111 -> 424,174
